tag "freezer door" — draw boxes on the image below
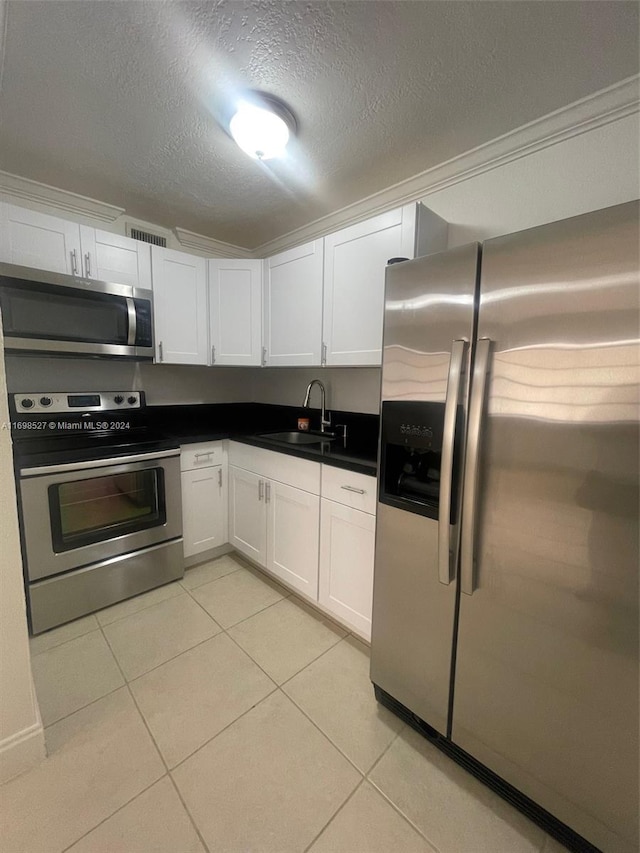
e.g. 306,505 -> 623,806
370,244 -> 478,734
452,202 -> 639,852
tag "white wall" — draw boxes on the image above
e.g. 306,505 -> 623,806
421,113 -> 639,245
252,367 -> 381,414
4,358 -> 382,413
4,357 -> 251,405
0,333 -> 45,783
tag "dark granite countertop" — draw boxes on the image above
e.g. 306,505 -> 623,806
148,403 -> 379,475
231,434 -> 377,476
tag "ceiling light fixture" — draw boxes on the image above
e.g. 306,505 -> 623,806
228,93 -> 297,161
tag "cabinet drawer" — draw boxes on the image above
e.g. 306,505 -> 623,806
321,466 -> 376,514
228,442 -> 320,495
180,441 -> 224,471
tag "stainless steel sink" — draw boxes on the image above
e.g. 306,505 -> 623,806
259,431 -> 334,445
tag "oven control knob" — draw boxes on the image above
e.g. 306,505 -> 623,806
127,396 -> 137,405
39,397 -> 53,407
20,398 -> 34,409
114,395 -> 124,405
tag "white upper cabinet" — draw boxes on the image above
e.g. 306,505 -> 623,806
151,246 -> 208,365
208,259 -> 262,366
322,205 -> 421,366
264,239 -> 323,366
79,226 -> 151,289
0,203 -> 82,275
0,204 -> 152,289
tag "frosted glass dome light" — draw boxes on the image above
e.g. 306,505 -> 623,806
229,98 -> 295,161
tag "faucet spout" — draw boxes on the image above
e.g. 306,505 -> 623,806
302,380 -> 331,432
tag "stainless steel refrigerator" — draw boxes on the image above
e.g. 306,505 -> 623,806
370,200 -> 639,853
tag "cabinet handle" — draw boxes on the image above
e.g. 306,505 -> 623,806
84,252 -> 92,277
218,468 -> 222,488
194,452 -> 213,459
321,342 -> 327,365
70,249 -> 79,275
211,345 -> 216,364
265,481 -> 271,503
258,479 -> 264,501
261,347 -> 267,366
340,485 -> 365,494
158,341 -> 163,362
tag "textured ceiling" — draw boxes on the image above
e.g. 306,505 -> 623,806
0,1 -> 638,248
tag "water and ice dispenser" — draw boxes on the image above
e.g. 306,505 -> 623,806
378,401 -> 461,522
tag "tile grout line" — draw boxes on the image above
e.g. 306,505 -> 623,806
302,776 -> 367,853
40,681 -> 126,732
363,727 -> 445,853
51,622 -> 172,853
97,621 -> 214,853
185,582 -> 291,631
278,631 -> 355,689
57,775 -> 170,853
280,684 -> 371,778
364,775 -> 444,853
29,622 -> 101,658
166,772 -> 213,853
168,682 -> 279,773
35,558 -> 376,853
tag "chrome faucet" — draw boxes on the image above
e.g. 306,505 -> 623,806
303,379 -> 331,433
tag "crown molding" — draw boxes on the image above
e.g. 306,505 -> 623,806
174,227 -> 253,258
0,171 -> 125,222
0,75 -> 636,257
253,74 -> 640,257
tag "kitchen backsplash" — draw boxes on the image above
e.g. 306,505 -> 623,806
3,357 -> 382,414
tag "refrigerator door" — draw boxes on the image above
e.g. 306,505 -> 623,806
370,244 -> 478,735
452,202 -> 639,852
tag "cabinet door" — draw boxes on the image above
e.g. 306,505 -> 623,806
80,227 -> 151,288
151,246 -> 208,364
229,466 -> 267,566
208,259 -> 262,365
264,240 -> 323,365
319,499 -> 375,640
267,480 -> 320,598
0,204 -> 81,275
181,466 -> 224,558
322,207 -> 416,366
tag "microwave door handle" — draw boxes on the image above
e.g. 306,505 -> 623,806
438,339 -> 466,585
460,337 -> 492,595
126,297 -> 137,346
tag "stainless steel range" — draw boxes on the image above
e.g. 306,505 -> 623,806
11,391 -> 183,634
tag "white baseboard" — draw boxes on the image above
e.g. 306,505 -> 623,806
183,542 -> 233,570
0,721 -> 46,784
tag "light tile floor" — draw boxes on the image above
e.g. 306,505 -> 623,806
1,553 -> 569,853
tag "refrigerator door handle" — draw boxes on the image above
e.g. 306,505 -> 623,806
460,337 -> 492,595
438,338 -> 466,584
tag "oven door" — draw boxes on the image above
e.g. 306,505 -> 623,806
19,450 -> 182,581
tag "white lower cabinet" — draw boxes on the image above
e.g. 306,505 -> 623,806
267,480 -> 320,598
319,466 -> 377,640
228,466 -> 267,565
228,442 -> 377,638
319,499 -> 376,640
180,442 -> 227,559
228,443 -> 320,598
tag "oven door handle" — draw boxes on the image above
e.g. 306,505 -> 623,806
20,448 -> 179,477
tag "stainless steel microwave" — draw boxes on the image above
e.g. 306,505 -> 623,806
0,263 -> 154,359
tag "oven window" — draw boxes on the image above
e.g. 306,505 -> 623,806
49,468 -> 166,552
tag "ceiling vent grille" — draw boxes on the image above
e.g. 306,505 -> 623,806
127,226 -> 167,247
